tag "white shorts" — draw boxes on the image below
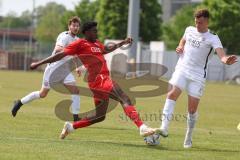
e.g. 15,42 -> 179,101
42,65 -> 76,89
169,70 -> 205,99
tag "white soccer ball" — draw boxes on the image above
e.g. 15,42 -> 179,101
144,133 -> 160,146
237,122 -> 240,131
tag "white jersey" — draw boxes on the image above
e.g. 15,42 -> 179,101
42,31 -> 79,89
48,31 -> 79,70
175,26 -> 223,83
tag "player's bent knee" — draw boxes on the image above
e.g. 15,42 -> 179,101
75,89 -> 80,95
72,89 -> 79,95
119,95 -> 133,106
188,108 -> 197,114
92,116 -> 106,123
39,92 -> 48,98
98,116 -> 106,122
168,86 -> 182,100
70,86 -> 79,94
167,91 -> 179,100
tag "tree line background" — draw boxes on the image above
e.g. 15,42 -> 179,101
0,0 -> 239,54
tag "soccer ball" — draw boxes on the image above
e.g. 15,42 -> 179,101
237,122 -> 240,131
144,133 -> 160,146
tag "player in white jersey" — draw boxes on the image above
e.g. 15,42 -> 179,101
11,16 -> 82,121
155,9 -> 237,148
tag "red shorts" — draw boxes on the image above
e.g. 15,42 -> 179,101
88,74 -> 114,104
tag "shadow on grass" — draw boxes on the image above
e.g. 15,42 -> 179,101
147,144 -> 240,153
8,135 -> 238,154
89,126 -> 130,131
75,139 -> 240,153
191,146 -> 240,153
77,140 -> 167,150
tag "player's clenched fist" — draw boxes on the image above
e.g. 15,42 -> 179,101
176,46 -> 184,54
123,37 -> 133,45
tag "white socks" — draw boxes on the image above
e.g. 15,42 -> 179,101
71,95 -> 80,114
160,98 -> 176,131
21,91 -> 40,104
185,112 -> 198,140
140,124 -> 148,130
20,91 -> 80,115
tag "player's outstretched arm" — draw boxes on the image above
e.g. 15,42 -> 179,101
176,38 -> 186,54
30,51 -> 66,70
104,37 -> 133,54
215,48 -> 238,65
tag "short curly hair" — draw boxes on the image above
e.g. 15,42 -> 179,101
194,9 -> 210,18
81,21 -> 98,34
68,16 -> 81,26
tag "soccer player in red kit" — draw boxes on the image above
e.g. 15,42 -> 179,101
30,21 -> 158,139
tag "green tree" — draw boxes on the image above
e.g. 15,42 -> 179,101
35,2 -> 66,43
139,0 -> 162,42
74,0 -> 99,23
162,5 -> 196,50
61,10 -> 76,30
0,11 -> 31,29
96,0 -> 128,41
96,0 -> 162,42
61,0 -> 99,37
163,0 -> 240,53
202,0 -> 240,53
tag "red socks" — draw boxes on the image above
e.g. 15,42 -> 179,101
73,119 -> 91,129
73,106 -> 143,129
123,105 -> 143,128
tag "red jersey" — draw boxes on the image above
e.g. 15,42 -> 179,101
64,39 -> 113,92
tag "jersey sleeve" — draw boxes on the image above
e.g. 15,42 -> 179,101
64,40 -> 81,56
211,35 -> 223,49
182,26 -> 190,40
56,33 -> 68,47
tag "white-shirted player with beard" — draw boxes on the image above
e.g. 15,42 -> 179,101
12,16 -> 83,121
154,9 -> 238,148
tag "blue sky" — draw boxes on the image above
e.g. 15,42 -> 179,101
0,0 -> 81,16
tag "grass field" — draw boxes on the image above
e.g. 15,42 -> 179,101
0,70 -> 239,160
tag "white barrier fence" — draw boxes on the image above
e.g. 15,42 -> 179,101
104,40 -> 240,82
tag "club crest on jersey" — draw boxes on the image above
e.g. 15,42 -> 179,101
91,47 -> 101,53
188,38 -> 201,48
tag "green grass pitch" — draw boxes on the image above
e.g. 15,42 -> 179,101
0,70 -> 239,160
